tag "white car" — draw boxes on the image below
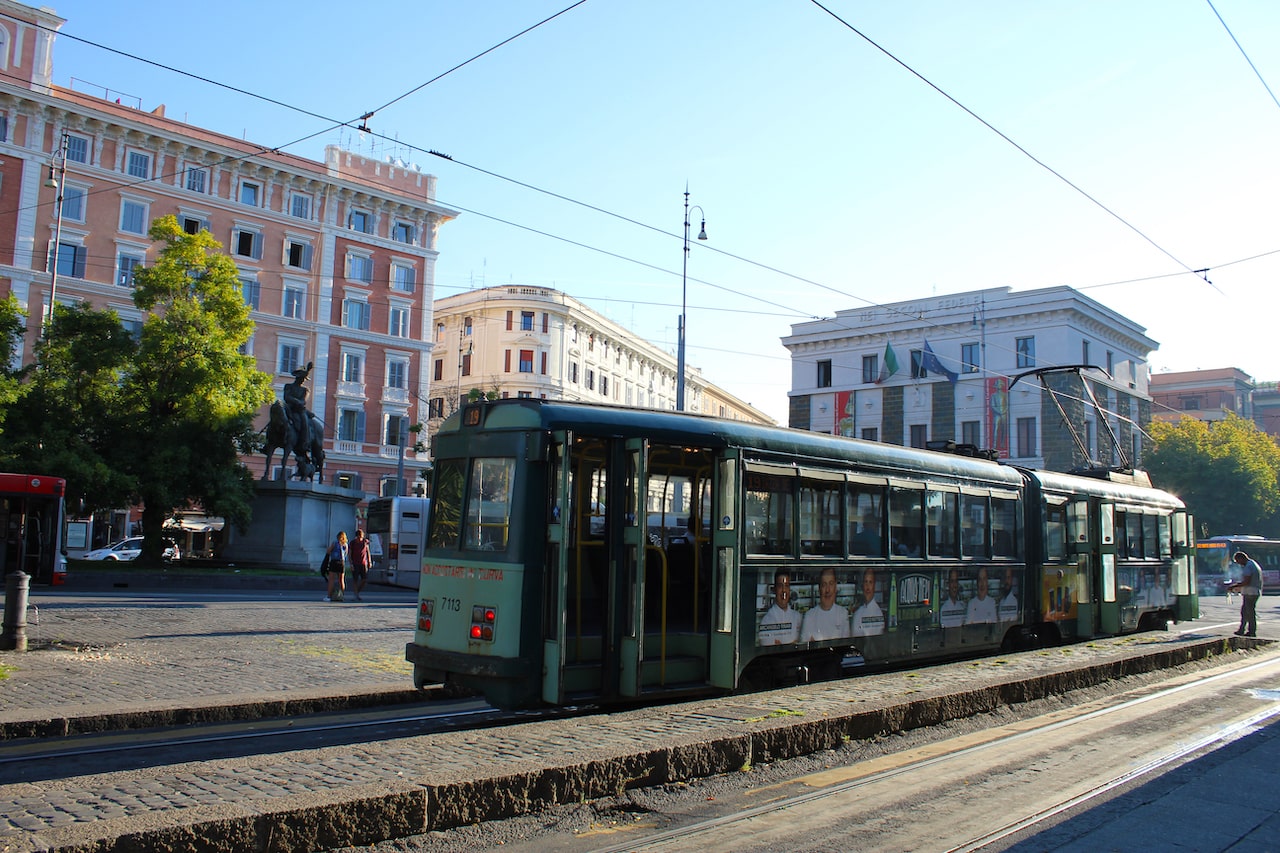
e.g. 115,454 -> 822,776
82,537 -> 180,562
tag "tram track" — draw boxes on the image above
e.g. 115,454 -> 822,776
0,699 -> 579,785
584,651 -> 1280,853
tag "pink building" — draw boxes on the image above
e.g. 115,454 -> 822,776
0,0 -> 456,499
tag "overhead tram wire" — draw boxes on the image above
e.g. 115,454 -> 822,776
26,8 -> 1276,410
804,0 -> 1223,297
1207,0 -> 1280,114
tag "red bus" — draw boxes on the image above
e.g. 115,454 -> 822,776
0,473 -> 68,585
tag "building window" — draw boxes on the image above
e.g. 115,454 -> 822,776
180,214 -> 209,235
817,359 -> 832,388
120,199 -> 147,234
279,343 -> 301,376
519,349 -> 534,373
185,168 -> 207,194
461,353 -> 472,376
347,253 -> 374,284
428,397 -> 445,419
601,376 -> 609,397
1082,339 -> 1091,366
348,210 -> 372,233
910,424 -> 928,448
61,185 -> 86,222
282,285 -> 304,319
433,359 -> 443,381
1106,351 -> 1114,376
1017,417 -> 1037,457
389,305 -> 410,338
570,362 -> 579,384
285,240 -> 313,270
387,359 -> 407,390
126,151 -> 151,179
117,253 -> 143,288
862,354 -> 878,384
961,342 -> 979,373
910,349 -> 927,379
50,241 -> 87,278
464,316 -> 473,336
520,311 -> 535,331
341,351 -> 363,383
586,369 -> 595,391
1016,336 -> 1036,368
384,413 -> 409,446
861,427 -> 878,442
343,298 -> 371,331
290,193 -> 312,220
961,420 -> 980,446
64,134 -> 89,164
392,263 -> 415,293
241,278 -> 260,310
392,221 -> 415,243
1182,398 -> 1201,411
239,181 -> 260,206
338,407 -> 366,442
232,227 -> 263,260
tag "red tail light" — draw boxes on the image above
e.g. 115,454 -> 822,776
418,598 -> 435,633
470,605 -> 496,642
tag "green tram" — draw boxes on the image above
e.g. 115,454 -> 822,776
406,399 -> 1197,709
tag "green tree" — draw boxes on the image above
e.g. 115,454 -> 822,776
120,216 -> 274,561
0,303 -> 138,512
0,295 -> 29,437
1146,413 -> 1280,538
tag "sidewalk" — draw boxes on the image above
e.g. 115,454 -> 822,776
0,582 -> 1273,853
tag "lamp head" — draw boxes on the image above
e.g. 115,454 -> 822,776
697,220 -> 708,241
44,166 -> 57,189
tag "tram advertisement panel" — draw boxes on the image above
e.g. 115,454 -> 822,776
1042,566 -> 1079,621
754,566 -> 1022,647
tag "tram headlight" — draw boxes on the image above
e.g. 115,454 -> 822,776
470,605 -> 496,642
418,598 -> 435,634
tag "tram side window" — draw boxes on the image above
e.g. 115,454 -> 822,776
1143,515 -> 1159,560
889,487 -> 923,557
426,458 -> 466,548
462,457 -> 515,552
799,478 -> 842,555
926,490 -> 958,558
991,496 -> 1018,558
1044,504 -> 1068,562
1120,511 -> 1143,558
847,484 -> 885,556
961,494 -> 988,558
745,472 -> 793,556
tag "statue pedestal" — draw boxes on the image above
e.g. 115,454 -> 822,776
220,480 -> 363,570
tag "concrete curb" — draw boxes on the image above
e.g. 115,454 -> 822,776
25,634 -> 1262,853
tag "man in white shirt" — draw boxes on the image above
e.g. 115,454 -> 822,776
802,567 -> 850,641
851,567 -> 885,636
998,565 -> 1019,622
940,568 -> 965,628
966,565 -> 997,625
758,568 -> 801,646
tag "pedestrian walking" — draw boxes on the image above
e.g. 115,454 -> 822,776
1227,550 -> 1263,637
324,531 -> 348,602
349,528 -> 371,601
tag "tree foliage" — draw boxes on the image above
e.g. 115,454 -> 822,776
1146,413 -> 1280,538
0,216 -> 273,563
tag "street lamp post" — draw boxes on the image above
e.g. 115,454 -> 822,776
677,187 -> 707,412
43,132 -> 69,331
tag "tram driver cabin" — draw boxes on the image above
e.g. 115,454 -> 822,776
406,400 -> 1197,710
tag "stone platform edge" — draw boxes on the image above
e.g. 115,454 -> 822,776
25,635 -> 1265,853
0,686 -> 423,740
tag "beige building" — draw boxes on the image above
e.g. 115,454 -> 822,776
426,285 -> 774,442
0,0 -> 456,499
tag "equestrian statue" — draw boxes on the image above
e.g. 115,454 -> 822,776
262,362 -> 326,482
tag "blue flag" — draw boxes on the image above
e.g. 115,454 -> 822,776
922,339 -> 958,384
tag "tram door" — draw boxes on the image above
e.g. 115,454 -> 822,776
543,435 -> 716,703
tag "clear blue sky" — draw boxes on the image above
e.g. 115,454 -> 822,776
46,0 -> 1280,424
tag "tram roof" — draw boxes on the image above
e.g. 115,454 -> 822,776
446,399 -> 1027,488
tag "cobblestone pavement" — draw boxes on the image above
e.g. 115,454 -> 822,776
1,582 -> 1275,853
1,581 -> 419,733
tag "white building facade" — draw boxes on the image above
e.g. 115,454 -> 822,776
782,286 -> 1158,473
426,285 -> 773,443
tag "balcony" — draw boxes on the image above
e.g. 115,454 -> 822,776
382,386 -> 410,405
335,440 -> 361,455
336,381 -> 365,399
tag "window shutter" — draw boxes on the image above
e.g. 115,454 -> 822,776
506,311 -> 513,331
504,349 -> 511,372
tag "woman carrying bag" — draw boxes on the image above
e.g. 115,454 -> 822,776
324,531 -> 349,602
